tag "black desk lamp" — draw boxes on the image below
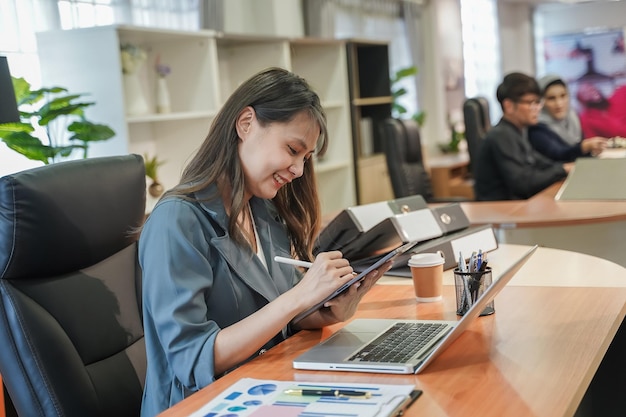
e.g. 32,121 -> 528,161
0,56 -> 20,124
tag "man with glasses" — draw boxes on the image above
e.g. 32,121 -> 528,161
473,72 -> 573,200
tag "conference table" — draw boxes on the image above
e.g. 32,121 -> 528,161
158,244 -> 626,417
457,154 -> 626,268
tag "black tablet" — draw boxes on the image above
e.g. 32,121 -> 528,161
292,240 -> 420,323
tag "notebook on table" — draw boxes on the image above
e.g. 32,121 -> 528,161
555,158 -> 626,200
293,245 -> 537,374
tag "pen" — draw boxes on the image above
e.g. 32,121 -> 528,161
469,251 -> 476,272
458,251 -> 466,272
479,260 -> 488,272
274,256 -> 313,269
283,388 -> 371,398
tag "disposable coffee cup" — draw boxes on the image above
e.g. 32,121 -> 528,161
407,252 -> 445,302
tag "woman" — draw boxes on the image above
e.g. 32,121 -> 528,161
138,67 -> 390,416
528,74 -> 607,162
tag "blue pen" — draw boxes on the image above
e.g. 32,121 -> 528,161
476,250 -> 483,271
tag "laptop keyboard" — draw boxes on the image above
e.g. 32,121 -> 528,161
348,322 -> 448,364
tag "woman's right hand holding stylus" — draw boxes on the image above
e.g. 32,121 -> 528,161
291,251 -> 355,311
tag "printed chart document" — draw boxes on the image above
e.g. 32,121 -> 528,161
188,378 -> 418,417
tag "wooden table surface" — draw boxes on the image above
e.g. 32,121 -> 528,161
158,244 -> 626,417
460,181 -> 626,228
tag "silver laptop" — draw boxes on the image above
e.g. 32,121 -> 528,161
293,245 -> 538,374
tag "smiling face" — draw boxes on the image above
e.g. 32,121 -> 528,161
543,83 -> 570,120
237,107 -> 319,200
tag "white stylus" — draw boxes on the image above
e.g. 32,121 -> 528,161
274,256 -> 313,269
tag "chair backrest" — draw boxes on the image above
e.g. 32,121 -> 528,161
463,96 -> 491,170
381,118 -> 435,200
0,56 -> 19,124
0,155 -> 147,417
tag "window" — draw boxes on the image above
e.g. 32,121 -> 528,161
460,0 -> 501,121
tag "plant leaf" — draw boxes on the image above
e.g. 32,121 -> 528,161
0,131 -> 51,164
413,112 -> 427,127
67,121 -> 115,142
391,66 -> 417,83
393,103 -> 408,115
38,102 -> 91,125
0,122 -> 35,136
392,87 -> 407,99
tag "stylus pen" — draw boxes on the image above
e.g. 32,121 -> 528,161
274,256 -> 313,269
283,388 -> 371,398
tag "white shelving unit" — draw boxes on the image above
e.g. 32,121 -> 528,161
36,25 -> 355,215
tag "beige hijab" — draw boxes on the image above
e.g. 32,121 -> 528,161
537,74 -> 583,146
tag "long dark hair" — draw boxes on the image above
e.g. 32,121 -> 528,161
165,67 -> 328,261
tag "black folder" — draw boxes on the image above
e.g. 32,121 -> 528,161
314,195 -> 428,254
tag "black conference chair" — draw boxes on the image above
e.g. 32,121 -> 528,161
382,118 -> 471,202
463,96 -> 491,172
0,154 -> 147,417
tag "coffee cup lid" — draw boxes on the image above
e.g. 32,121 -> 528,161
408,253 -> 445,267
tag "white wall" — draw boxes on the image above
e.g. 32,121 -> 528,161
534,1 -> 626,38
223,0 -> 304,37
419,1 -> 449,157
497,2 -> 535,75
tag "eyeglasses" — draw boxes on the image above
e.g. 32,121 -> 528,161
516,98 -> 543,108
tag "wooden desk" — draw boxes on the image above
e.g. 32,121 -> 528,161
428,152 -> 474,199
158,245 -> 626,417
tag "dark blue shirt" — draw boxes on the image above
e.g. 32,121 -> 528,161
528,122 -> 588,162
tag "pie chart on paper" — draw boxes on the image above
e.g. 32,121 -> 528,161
247,383 -> 277,396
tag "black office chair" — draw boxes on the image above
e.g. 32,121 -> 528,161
463,96 -> 491,172
382,118 -> 471,202
0,154 -> 147,417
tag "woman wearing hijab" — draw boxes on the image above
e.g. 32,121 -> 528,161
528,74 -> 607,162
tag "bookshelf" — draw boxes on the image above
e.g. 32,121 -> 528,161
345,40 -> 394,204
36,25 -> 355,215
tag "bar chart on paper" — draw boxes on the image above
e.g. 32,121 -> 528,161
188,378 -> 417,417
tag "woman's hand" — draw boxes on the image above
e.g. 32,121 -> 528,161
581,137 -> 608,156
290,251 -> 355,312
293,260 -> 393,329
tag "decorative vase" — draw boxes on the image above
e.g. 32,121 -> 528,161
123,73 -> 149,116
149,181 -> 164,198
156,77 -> 171,113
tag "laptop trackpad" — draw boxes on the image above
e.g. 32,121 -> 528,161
300,330 -> 381,362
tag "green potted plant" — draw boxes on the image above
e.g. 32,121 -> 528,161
144,153 -> 166,197
438,118 -> 465,154
0,76 -> 115,164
